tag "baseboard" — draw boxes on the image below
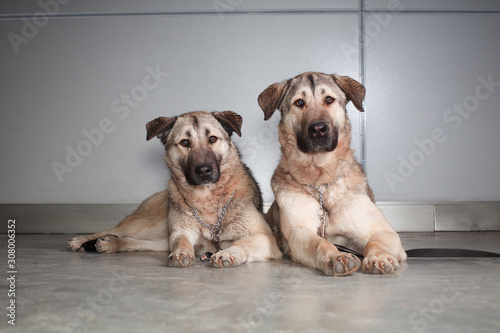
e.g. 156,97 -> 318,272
379,202 -> 500,231
376,202 -> 435,232
1,202 -> 499,233
434,202 -> 500,231
1,204 -> 139,234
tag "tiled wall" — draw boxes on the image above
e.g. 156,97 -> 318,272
1,1 -> 499,231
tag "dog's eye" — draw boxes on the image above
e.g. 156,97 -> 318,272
209,136 -> 218,144
325,96 -> 335,105
294,99 -> 305,108
179,139 -> 190,147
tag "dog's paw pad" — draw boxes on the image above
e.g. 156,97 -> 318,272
210,250 -> 241,268
168,250 -> 194,267
362,255 -> 399,274
326,253 -> 360,276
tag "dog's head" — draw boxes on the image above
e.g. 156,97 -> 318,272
258,72 -> 365,153
146,111 -> 242,187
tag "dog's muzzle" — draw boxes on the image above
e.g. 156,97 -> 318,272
185,150 -> 221,186
187,162 -> 220,186
297,121 -> 338,153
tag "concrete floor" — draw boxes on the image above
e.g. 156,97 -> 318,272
1,232 -> 500,333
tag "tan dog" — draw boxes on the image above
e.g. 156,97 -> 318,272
67,111 -> 282,268
258,72 -> 406,276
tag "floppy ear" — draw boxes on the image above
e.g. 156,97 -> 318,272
213,111 -> 242,137
258,80 -> 289,120
146,116 -> 177,142
332,75 -> 366,112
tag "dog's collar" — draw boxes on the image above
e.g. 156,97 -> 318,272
302,175 -> 342,192
188,191 -> 236,246
305,177 -> 342,238
307,184 -> 330,238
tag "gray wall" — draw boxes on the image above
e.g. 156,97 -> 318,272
1,0 -> 499,208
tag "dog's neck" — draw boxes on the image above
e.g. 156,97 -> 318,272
168,160 -> 242,214
279,131 -> 354,187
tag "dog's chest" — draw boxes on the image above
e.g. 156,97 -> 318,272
316,180 -> 350,223
192,204 -> 247,244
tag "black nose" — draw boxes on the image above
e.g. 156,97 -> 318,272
308,122 -> 329,138
195,164 -> 213,178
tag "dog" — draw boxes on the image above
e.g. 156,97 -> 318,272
258,72 -> 407,276
67,111 -> 282,268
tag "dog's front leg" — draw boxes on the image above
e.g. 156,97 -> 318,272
210,211 -> 282,268
339,194 -> 407,274
278,195 -> 360,276
286,225 -> 360,276
362,230 -> 407,274
168,230 -> 196,267
210,232 -> 282,268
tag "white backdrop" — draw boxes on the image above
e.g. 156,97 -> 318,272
1,0 -> 499,205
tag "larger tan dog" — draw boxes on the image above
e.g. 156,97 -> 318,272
67,111 -> 282,268
258,72 -> 406,276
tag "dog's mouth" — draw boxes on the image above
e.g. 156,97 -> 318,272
296,121 -> 338,153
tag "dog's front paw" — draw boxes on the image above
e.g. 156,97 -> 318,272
210,249 -> 243,268
168,248 -> 194,267
67,236 -> 89,252
362,254 -> 399,274
319,252 -> 361,276
95,235 -> 119,254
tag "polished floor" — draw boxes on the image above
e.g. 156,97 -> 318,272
1,232 -> 500,333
